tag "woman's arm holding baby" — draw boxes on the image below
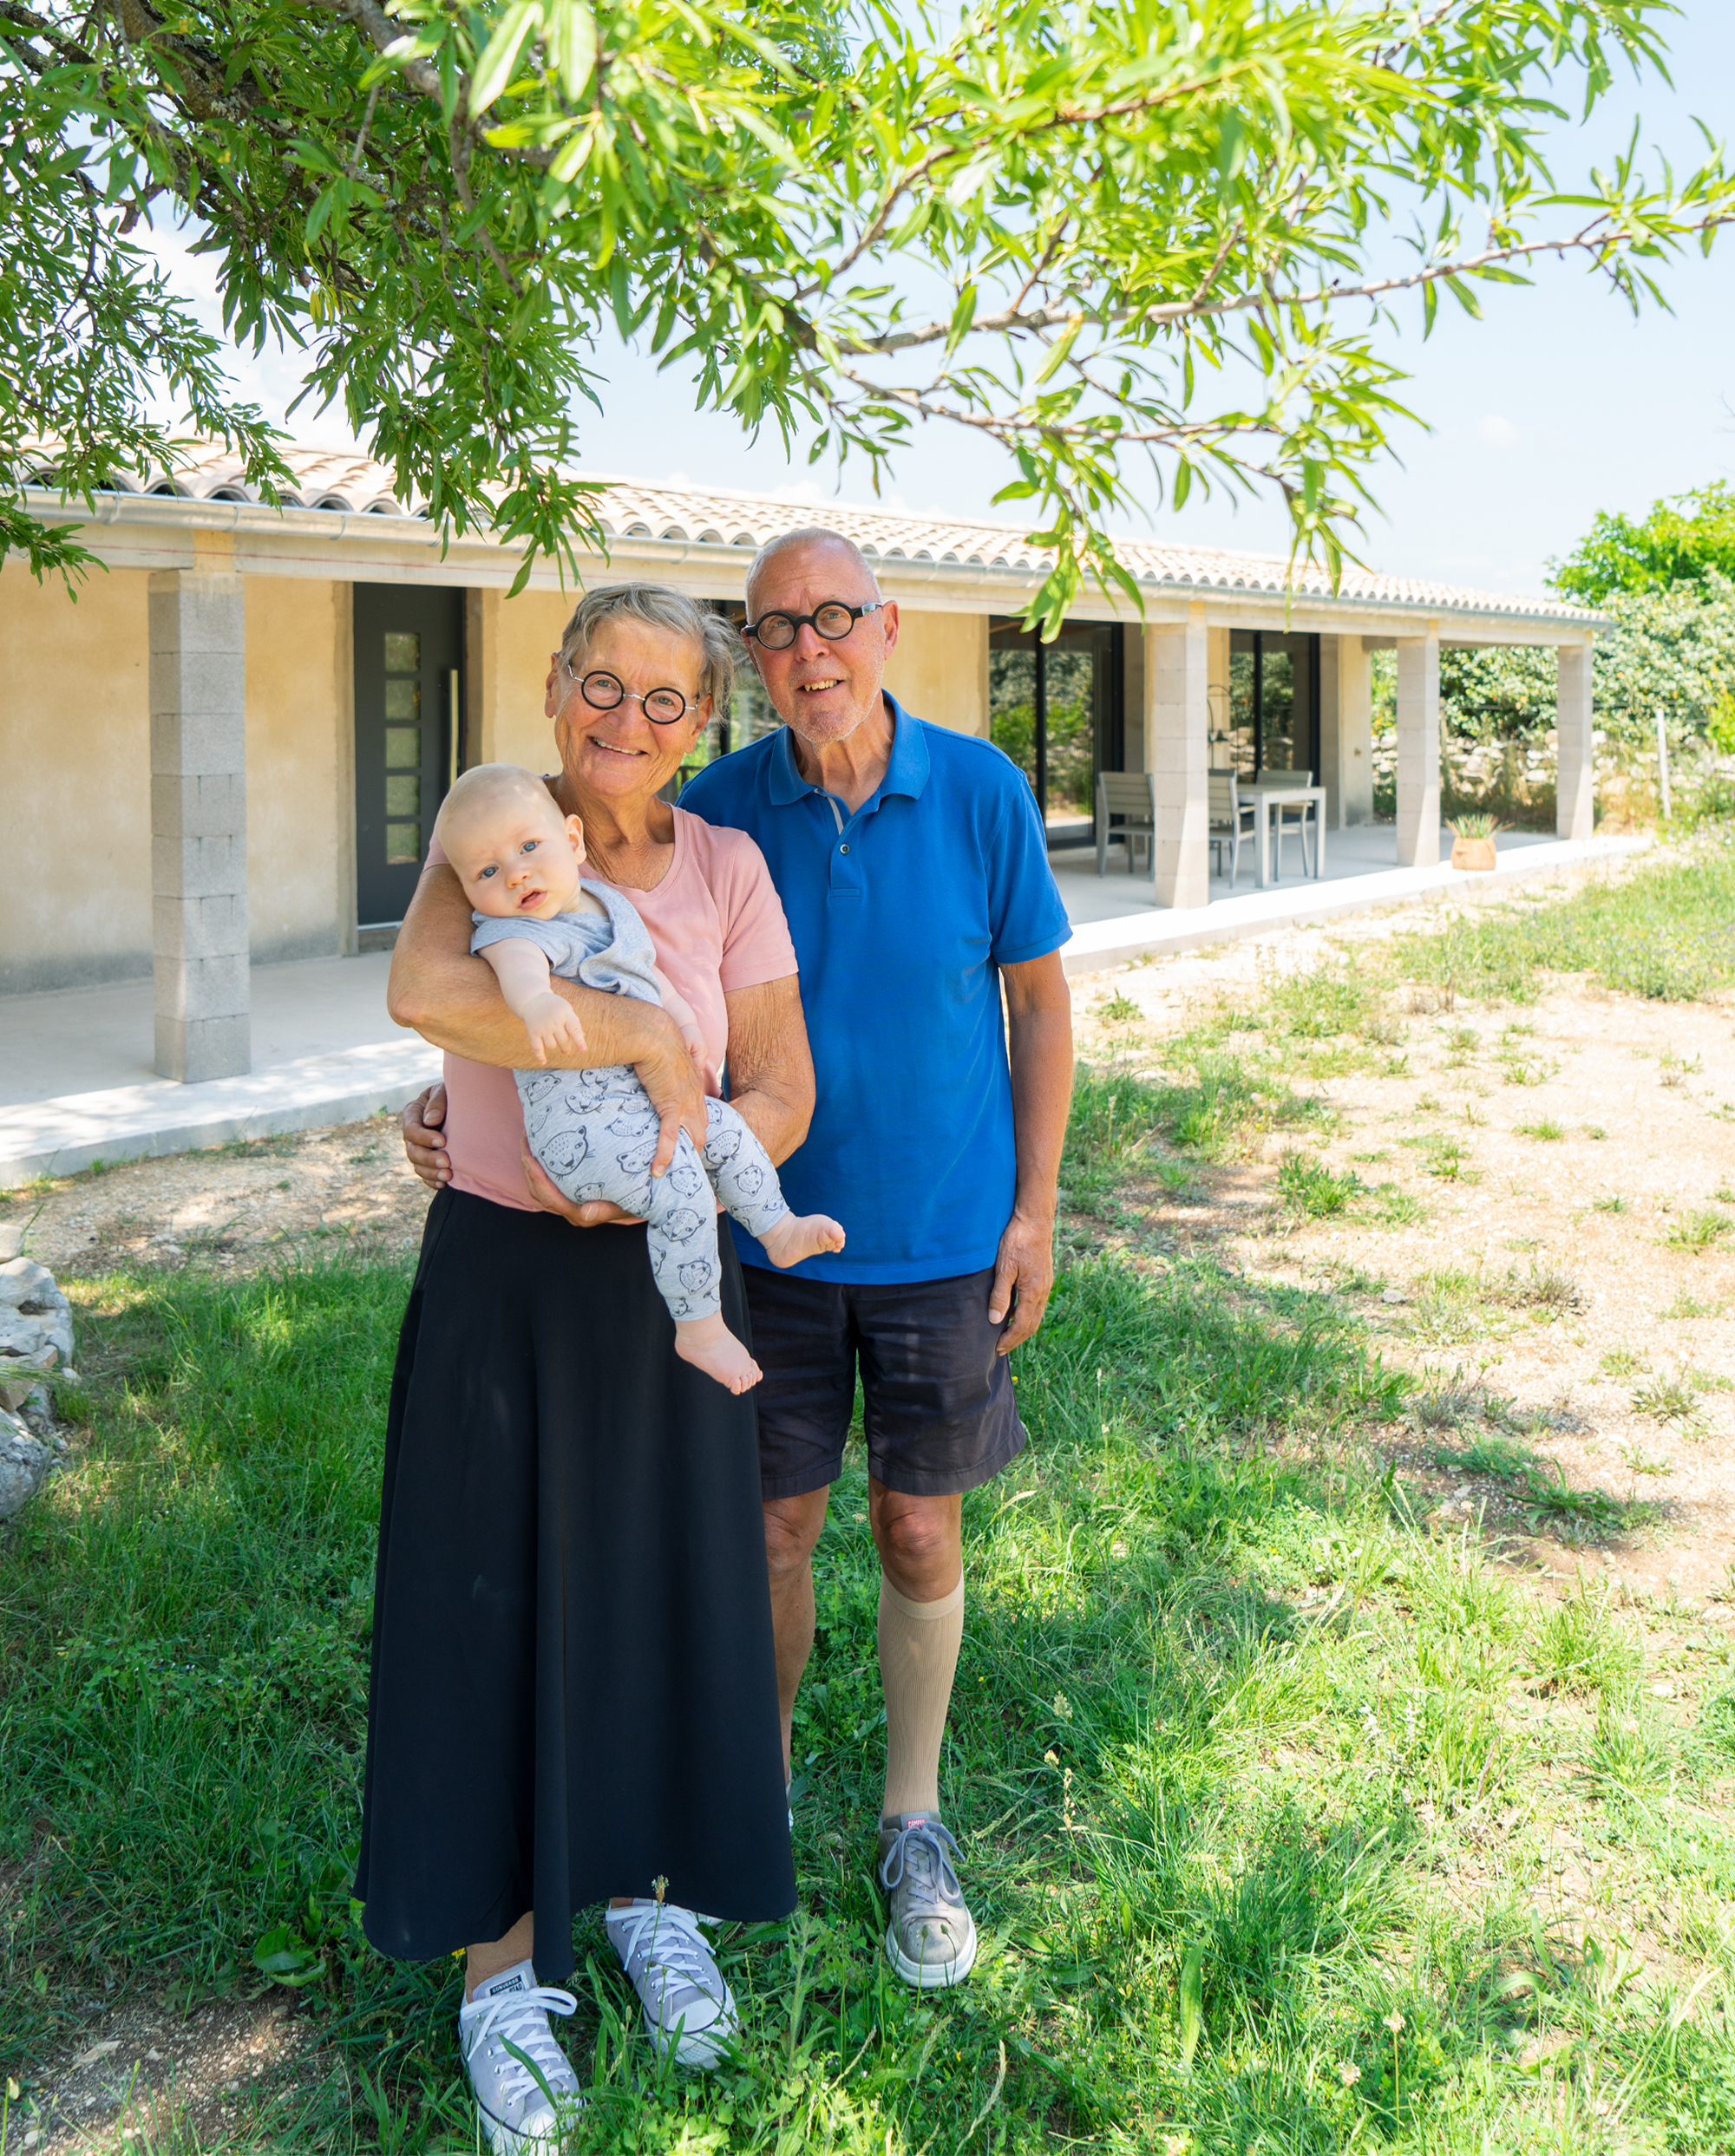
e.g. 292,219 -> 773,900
716,974 -> 815,1167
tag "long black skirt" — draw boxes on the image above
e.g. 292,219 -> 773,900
353,1189 -> 796,1976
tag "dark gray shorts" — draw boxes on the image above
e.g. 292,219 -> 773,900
742,1264 -> 1028,1499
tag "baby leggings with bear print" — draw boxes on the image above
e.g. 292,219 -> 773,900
515,1062 -> 791,1324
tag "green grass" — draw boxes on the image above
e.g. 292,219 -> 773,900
1660,1208 -> 1734,1252
1390,832 -> 1735,1003
1274,1150 -> 1365,1218
3,1238 -> 1732,2156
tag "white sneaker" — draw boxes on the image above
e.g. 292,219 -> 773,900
606,1900 -> 739,2067
458,1960 -> 582,2152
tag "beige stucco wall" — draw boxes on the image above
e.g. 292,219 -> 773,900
882,608 -> 989,735
246,578 -> 350,963
467,587 -> 576,774
1,560 -> 153,992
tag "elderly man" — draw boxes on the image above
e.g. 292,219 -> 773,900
403,529 -> 1073,1993
681,529 -> 1073,1989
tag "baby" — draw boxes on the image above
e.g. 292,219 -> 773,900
434,764 -> 843,1393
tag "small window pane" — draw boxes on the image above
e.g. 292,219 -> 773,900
384,632 -> 420,674
385,774 -> 421,817
384,725 -> 421,768
385,822 -> 421,864
384,676 -> 420,722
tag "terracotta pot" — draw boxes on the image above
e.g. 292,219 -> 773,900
1451,835 -> 1497,872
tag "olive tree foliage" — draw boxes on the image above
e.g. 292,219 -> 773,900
5,0 -> 1734,621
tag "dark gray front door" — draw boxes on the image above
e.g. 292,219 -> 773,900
353,585 -> 464,928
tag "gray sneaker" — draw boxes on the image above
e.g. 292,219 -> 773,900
876,1814 -> 979,1989
457,1960 -> 583,2153
606,1900 -> 739,2067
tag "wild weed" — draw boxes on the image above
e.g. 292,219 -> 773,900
1527,1590 -> 1640,1696
1275,1151 -> 1364,1219
1660,1208 -> 1733,1251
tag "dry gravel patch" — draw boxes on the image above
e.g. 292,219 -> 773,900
1070,911 -> 1735,1614
0,1115 -> 434,1290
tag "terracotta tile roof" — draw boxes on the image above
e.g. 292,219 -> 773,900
23,441 -> 1603,624
584,474 -> 1602,622
23,441 -> 410,516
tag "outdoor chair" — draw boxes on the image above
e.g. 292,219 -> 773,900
1208,768 -> 1254,886
1258,768 -> 1319,878
1096,771 -> 1157,877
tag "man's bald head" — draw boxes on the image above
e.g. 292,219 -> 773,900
746,527 -> 881,616
741,526 -> 900,751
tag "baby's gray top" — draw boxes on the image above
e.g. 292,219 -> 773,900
469,879 -> 663,1006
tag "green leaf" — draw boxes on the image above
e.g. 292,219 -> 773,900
1178,1944 -> 1204,2070
252,1924 -> 324,1988
945,281 -> 978,359
469,0 -> 541,121
1033,315 -> 1084,387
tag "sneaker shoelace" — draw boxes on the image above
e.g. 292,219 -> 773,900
609,1904 -> 723,2020
879,1820 -> 964,1908
464,1983 -> 579,2111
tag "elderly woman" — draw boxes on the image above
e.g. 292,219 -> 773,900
357,585 -> 809,2150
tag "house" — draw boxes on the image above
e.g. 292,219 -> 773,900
3,445 -> 1603,1083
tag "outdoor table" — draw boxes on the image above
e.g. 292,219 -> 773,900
1240,782 -> 1327,888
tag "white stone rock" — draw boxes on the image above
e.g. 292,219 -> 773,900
0,1255 -> 74,1369
0,1225 -> 23,1261
0,1408 -> 53,1519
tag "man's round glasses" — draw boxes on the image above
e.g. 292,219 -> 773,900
564,663 -> 697,726
742,599 -> 884,652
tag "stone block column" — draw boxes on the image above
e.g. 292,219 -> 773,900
1145,609 -> 1210,908
1395,629 -> 1441,867
150,571 -> 250,1081
1556,640 -> 1595,840
1205,624 -> 1233,759
1319,635 -> 1374,827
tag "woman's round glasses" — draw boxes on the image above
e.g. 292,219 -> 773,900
564,663 -> 697,726
742,599 -> 884,651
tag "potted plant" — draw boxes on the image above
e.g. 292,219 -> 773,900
1448,812 -> 1503,872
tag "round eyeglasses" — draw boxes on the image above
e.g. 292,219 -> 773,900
563,663 -> 697,726
742,599 -> 884,651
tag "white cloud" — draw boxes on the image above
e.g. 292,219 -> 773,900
1475,415 -> 1521,448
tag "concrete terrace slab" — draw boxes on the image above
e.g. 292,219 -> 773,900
0,953 -> 439,1186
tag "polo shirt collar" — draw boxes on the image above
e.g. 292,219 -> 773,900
766,694 -> 931,808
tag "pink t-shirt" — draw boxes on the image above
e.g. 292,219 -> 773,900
428,804 -> 797,1212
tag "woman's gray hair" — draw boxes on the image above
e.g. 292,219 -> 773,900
556,583 -> 736,718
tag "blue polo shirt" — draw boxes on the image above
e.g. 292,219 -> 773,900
679,696 -> 1070,1283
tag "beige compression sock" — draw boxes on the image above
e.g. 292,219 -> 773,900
878,1572 -> 965,1821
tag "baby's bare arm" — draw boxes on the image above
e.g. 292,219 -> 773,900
479,940 -> 587,1063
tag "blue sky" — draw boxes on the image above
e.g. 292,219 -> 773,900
149,3 -> 1733,598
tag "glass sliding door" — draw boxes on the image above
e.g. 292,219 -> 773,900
1223,630 -> 1320,781
988,617 -> 1123,847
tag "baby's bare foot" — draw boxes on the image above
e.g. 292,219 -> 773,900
674,1314 -> 763,1394
757,1212 -> 846,1269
